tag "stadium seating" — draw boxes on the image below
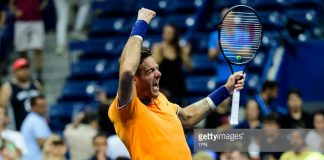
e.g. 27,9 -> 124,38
49,0 -> 324,134
69,60 -> 107,80
102,79 -> 119,97
185,76 -> 216,95
58,81 -> 98,102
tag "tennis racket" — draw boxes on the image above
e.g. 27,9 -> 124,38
218,5 -> 262,125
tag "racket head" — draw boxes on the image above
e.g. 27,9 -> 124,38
218,5 -> 263,66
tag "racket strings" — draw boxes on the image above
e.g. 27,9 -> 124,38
220,7 -> 262,64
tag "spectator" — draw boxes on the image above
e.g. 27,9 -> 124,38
64,111 -> 98,160
259,112 -> 289,160
106,135 -> 130,160
208,8 -> 240,86
205,98 -> 230,129
42,134 -> 67,160
9,0 -> 48,82
280,129 -> 324,160
255,81 -> 285,117
21,95 -> 51,160
53,0 -> 91,54
236,99 -> 262,129
151,24 -> 192,103
90,133 -> 110,160
0,106 -> 28,157
305,111 -> 324,153
220,150 -> 250,160
0,137 -> 21,159
0,58 -> 42,130
280,89 -> 312,128
96,90 -> 115,136
0,0 -> 7,75
192,151 -> 215,160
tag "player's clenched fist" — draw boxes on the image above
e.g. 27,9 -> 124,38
137,8 -> 156,24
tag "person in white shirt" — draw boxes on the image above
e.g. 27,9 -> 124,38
305,111 -> 324,153
0,106 -> 28,157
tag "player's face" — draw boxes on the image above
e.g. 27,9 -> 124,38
288,93 -> 302,111
15,67 -> 30,82
135,57 -> 161,100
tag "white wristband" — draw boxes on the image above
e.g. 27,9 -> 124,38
206,97 -> 216,110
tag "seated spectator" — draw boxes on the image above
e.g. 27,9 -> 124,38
280,129 -> 324,160
90,133 -> 110,160
151,24 -> 192,103
106,135 -> 130,160
64,111 -> 98,160
236,99 -> 262,129
208,8 -> 235,86
305,111 -> 324,153
205,98 -> 230,130
255,81 -> 286,117
96,90 -> 115,136
192,151 -> 215,160
0,106 -> 27,157
219,150 -> 250,160
42,134 -> 67,160
0,137 -> 21,159
21,95 -> 51,160
280,89 -> 312,128
260,113 -> 289,160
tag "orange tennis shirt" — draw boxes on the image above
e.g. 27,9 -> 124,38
108,90 -> 192,160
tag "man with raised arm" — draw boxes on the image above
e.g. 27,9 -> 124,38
108,8 -> 245,159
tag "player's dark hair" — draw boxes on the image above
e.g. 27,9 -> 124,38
164,24 -> 182,58
135,47 -> 152,76
263,112 -> 280,126
262,80 -> 278,92
30,95 -> 45,107
288,89 -> 302,99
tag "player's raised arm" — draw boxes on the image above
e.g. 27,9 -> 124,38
177,72 -> 245,127
118,8 -> 156,106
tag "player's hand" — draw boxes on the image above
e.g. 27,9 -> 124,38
224,71 -> 245,94
137,8 -> 156,24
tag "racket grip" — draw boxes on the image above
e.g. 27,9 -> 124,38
230,89 -> 240,125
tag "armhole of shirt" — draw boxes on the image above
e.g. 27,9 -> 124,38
176,106 -> 180,115
116,93 -> 135,110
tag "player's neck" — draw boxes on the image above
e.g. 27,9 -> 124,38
140,98 -> 153,105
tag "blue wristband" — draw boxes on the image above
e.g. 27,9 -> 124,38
130,20 -> 148,39
207,86 -> 230,109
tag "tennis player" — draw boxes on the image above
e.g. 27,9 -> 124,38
108,8 -> 245,159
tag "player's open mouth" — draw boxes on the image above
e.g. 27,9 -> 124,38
153,81 -> 159,91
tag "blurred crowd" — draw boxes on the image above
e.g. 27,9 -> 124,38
0,0 -> 324,160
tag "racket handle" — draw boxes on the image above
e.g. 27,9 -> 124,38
230,89 -> 240,125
